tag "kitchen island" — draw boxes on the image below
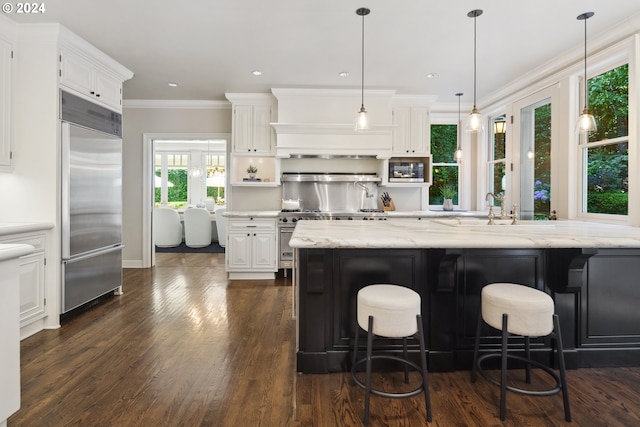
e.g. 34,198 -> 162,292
289,219 -> 640,373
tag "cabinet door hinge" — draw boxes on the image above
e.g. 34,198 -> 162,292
44,257 -> 47,266
44,297 -> 46,306
510,115 -> 514,124
9,151 -> 12,160
11,50 -> 14,59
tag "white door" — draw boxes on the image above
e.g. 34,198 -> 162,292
511,86 -> 558,220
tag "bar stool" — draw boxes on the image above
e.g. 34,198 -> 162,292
471,283 -> 571,422
351,284 -> 432,425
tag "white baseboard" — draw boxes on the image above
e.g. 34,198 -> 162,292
123,260 -> 145,268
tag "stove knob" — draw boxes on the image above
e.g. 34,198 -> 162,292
292,218 -> 298,223
347,217 -> 353,220
335,217 -> 341,220
282,218 -> 288,223
363,217 -> 369,220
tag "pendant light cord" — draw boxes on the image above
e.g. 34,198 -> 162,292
361,11 -> 365,108
473,15 -> 477,109
583,16 -> 588,110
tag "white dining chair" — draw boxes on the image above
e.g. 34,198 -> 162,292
184,207 -> 212,248
154,207 -> 182,247
215,208 -> 228,248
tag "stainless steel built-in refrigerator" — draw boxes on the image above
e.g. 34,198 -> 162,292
60,91 -> 123,313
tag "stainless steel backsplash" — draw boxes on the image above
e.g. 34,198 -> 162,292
282,174 -> 379,211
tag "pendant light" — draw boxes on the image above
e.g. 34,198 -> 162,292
454,92 -> 463,161
466,9 -> 484,133
577,12 -> 597,134
355,7 -> 370,131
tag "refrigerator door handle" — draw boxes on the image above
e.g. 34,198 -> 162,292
62,244 -> 124,264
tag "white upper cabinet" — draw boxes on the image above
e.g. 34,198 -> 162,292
392,106 -> 429,156
0,36 -> 13,171
226,94 -> 276,155
60,48 -> 123,112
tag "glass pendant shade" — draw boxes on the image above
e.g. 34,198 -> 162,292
355,106 -> 369,131
577,108 -> 597,134
465,107 -> 484,133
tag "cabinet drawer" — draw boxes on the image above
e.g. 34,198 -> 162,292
0,234 -> 45,252
228,219 -> 275,231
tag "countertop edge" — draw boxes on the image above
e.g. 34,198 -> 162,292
223,211 -> 280,218
0,222 -> 55,237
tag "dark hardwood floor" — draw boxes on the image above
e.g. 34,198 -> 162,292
9,253 -> 640,426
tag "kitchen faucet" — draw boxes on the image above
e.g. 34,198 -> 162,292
485,192 -> 506,224
356,182 -> 374,198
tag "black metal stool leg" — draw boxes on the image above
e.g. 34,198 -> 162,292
500,313 -> 509,421
553,314 -> 572,422
471,306 -> 483,383
364,315 -> 374,426
416,314 -> 432,422
525,336 -> 531,384
352,322 -> 360,382
402,337 -> 409,383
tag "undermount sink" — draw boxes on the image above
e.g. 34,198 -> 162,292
433,218 -> 556,227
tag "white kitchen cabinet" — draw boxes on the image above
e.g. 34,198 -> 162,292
0,231 -> 47,327
226,218 -> 277,279
226,94 -> 276,155
60,47 -> 123,112
392,106 -> 429,155
0,36 -> 12,171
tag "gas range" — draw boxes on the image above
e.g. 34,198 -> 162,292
278,209 -> 387,224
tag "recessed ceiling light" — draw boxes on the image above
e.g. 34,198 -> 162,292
251,70 -> 262,76
168,82 -> 178,87
338,71 -> 350,77
426,73 -> 437,79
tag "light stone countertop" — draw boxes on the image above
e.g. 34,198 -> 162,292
0,222 -> 54,237
223,211 -> 280,218
386,210 -> 487,218
289,218 -> 640,249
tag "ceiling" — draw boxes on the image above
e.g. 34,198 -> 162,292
8,1 -> 640,105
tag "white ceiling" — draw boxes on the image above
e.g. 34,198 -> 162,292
8,0 -> 640,105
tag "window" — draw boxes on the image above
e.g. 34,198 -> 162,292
206,153 -> 226,205
580,64 -> 628,216
488,116 -> 507,207
155,152 -> 189,209
430,124 -> 459,205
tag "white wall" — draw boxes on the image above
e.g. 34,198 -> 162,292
121,102 -> 231,266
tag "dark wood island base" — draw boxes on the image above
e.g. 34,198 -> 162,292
296,247 -> 640,374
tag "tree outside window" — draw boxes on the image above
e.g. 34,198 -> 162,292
430,124 -> 459,205
582,64 -> 628,215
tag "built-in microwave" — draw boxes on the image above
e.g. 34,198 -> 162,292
389,161 -> 425,183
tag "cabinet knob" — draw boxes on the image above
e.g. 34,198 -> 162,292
96,93 -> 101,97
90,91 -> 95,95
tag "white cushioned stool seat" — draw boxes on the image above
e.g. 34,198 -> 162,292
482,283 -> 554,337
357,284 -> 421,338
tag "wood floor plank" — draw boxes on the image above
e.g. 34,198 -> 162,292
8,253 -> 640,426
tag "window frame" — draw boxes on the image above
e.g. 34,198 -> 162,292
428,118 -> 463,210
576,58 -> 631,223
